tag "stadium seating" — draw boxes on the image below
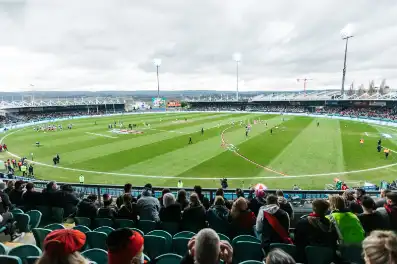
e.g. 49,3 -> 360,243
94,218 -> 113,228
130,227 -> 144,236
0,242 -> 8,254
44,223 -> 65,231
8,245 -> 42,262
86,231 -> 108,250
305,246 -> 335,264
94,226 -> 114,235
340,244 -> 364,264
14,213 -> 30,232
218,233 -> 231,243
147,230 -> 173,252
154,253 -> 183,264
0,255 -> 22,264
233,241 -> 264,263
74,217 -> 91,227
115,219 -> 135,228
73,225 -> 91,233
138,220 -> 157,234
26,210 -> 42,229
269,244 -> 297,261
32,228 -> 52,249
25,256 -> 40,264
172,237 -> 190,256
160,221 -> 179,235
82,248 -> 108,264
174,231 -> 195,238
144,235 -> 168,259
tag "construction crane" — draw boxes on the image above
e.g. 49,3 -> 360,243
296,78 -> 313,96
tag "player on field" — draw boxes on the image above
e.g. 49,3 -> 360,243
188,136 -> 192,144
377,144 -> 382,153
270,128 -> 273,135
317,121 -> 319,127
360,139 -> 364,145
201,128 -> 204,135
384,148 -> 390,159
378,138 -> 382,146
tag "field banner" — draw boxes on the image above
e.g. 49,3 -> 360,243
369,101 -> 386,106
167,101 -> 181,107
152,98 -> 166,109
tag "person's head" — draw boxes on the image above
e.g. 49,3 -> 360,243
194,228 -> 220,264
266,195 -> 279,206
342,190 -> 355,201
123,183 -> 132,194
107,228 -> 144,264
143,183 -> 152,191
214,196 -> 225,206
381,189 -> 391,198
355,188 -> 366,199
61,184 -> 73,193
362,196 -> 376,212
276,190 -> 284,197
265,248 -> 296,264
37,229 -> 88,264
7,180 -> 15,190
0,181 -> 5,191
215,188 -> 224,197
231,197 -> 248,217
177,189 -> 187,201
161,188 -> 170,197
14,180 -> 24,191
312,199 -> 330,217
190,193 -> 201,207
194,185 -> 202,196
87,194 -> 97,202
255,188 -> 265,198
235,188 -> 244,198
387,192 -> 397,206
123,193 -> 132,205
141,188 -> 152,197
103,194 -> 112,207
26,182 -> 34,192
47,181 -> 57,191
363,231 -> 397,264
163,193 -> 176,208
329,195 -> 346,211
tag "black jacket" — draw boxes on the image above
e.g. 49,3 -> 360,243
97,206 -> 118,220
278,196 -> 294,220
52,190 -> 80,217
358,211 -> 389,236
0,190 -> 12,214
116,193 -> 137,208
181,205 -> 207,232
249,197 -> 266,217
160,203 -> 181,223
346,200 -> 363,214
8,189 -> 24,206
76,198 -> 98,219
117,203 -> 138,221
22,190 -> 42,211
197,194 -> 210,210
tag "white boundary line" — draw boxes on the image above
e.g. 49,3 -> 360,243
86,132 -> 118,139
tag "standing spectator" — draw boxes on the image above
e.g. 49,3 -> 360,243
28,164 -> 34,177
116,183 -> 136,208
230,197 -> 256,238
327,195 -> 365,244
362,230 -> 397,264
194,185 -> 210,210
136,188 -> 160,222
54,184 -> 80,218
256,195 -> 290,251
97,194 -> 118,220
343,190 -> 363,214
355,188 -> 366,204
376,189 -> 391,208
380,192 -> 397,232
8,180 -> 24,206
158,188 -> 171,207
160,193 -> 181,223
249,187 -> 266,217
42,181 -> 58,207
182,193 -> 207,232
265,249 -> 296,264
117,193 -> 138,221
0,181 -> 19,241
4,180 -> 15,195
358,196 -> 388,236
177,189 -> 189,210
107,228 -> 144,264
22,182 -> 42,211
294,199 -> 338,263
76,194 -> 98,220
215,188 -> 232,209
276,190 -> 294,220
207,196 -> 230,234
36,229 -> 88,264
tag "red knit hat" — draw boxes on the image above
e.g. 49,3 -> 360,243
107,228 -> 144,264
44,229 -> 86,256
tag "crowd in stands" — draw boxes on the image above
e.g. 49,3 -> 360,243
316,106 -> 397,119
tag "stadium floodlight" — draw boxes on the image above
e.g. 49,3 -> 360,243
340,24 -> 354,97
233,53 -> 241,101
153,58 -> 162,98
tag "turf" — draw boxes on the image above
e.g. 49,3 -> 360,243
1,112 -> 397,189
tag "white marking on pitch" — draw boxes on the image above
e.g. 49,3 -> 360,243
365,132 -> 368,136
85,132 -> 118,139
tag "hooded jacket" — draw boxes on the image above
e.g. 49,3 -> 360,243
327,209 -> 365,244
277,196 -> 294,220
207,205 -> 230,234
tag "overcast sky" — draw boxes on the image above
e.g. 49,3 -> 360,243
1,0 -> 397,92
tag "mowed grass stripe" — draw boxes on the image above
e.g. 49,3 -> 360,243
118,114 -> 271,176
69,114 -> 254,171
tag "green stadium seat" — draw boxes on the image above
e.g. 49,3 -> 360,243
94,226 -> 114,235
32,228 -> 52,249
174,231 -> 195,239
14,213 -> 31,232
115,219 -> 135,228
82,248 -> 108,264
305,246 -> 335,264
144,235 -> 168,259
154,253 -> 183,264
130,228 -> 144,236
26,256 -> 40,264
8,245 -> 42,262
269,244 -> 297,261
160,222 -> 179,235
0,255 -> 23,264
144,254 -> 151,262
51,207 -> 64,223
0,242 -> 9,254
11,209 -> 24,215
86,231 -> 108,250
218,233 -> 231,243
232,235 -> 260,247
26,210 -> 42,229
94,218 -> 113,228
138,220 -> 157,234
73,225 -> 91,233
44,223 -> 65,231
172,237 -> 190,256
233,241 -> 264,263
147,230 -> 172,252
208,214 -> 230,235
340,244 -> 364,264
36,206 -> 52,225
239,261 -> 263,264
75,217 -> 91,227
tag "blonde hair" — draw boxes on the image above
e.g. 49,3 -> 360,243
231,197 -> 248,219
36,252 -> 89,264
328,195 -> 345,211
363,231 -> 397,264
214,196 -> 225,206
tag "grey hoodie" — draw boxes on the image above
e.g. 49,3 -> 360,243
256,204 -> 290,233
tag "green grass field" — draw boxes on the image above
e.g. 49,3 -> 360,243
2,112 -> 397,189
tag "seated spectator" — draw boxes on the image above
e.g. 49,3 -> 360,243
76,194 -> 98,220
159,193 -> 181,223
207,196 -> 230,234
8,180 -> 24,206
249,187 -> 266,216
359,196 -> 388,236
229,197 -> 256,238
327,195 -> 364,243
355,188 -> 366,204
276,190 -> 294,220
106,228 -> 144,264
22,182 -> 42,211
181,228 -> 233,264
0,181 -> 19,240
117,193 -> 138,221
342,190 -> 363,214
235,188 -> 245,198
42,181 -> 58,206
97,194 -> 118,220
265,248 -> 296,264
116,183 -> 136,208
136,188 -> 160,222
36,229 -> 88,264
177,189 -> 189,210
194,185 -> 210,210
362,230 -> 397,264
376,189 -> 391,208
158,188 -> 170,207
256,195 -> 290,250
4,180 -> 14,195
55,184 -> 80,218
182,193 -> 207,232
294,199 -> 338,263
379,192 -> 397,232
215,188 -> 232,209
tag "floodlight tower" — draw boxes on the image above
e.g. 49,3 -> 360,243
296,78 -> 312,95
233,53 -> 241,101
153,58 -> 162,98
340,24 -> 354,97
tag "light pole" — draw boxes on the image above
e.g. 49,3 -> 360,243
153,58 -> 162,98
341,25 -> 354,97
233,53 -> 241,101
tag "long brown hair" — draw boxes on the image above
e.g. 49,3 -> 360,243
231,197 -> 248,219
